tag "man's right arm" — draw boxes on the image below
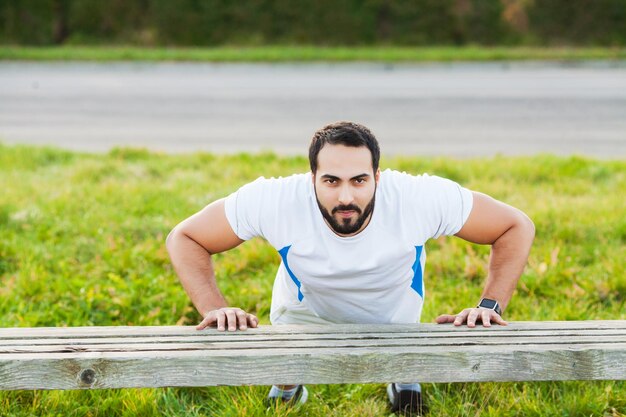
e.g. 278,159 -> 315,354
166,198 -> 258,331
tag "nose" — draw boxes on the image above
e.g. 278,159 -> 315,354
338,184 -> 354,205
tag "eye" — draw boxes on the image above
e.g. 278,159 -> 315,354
354,178 -> 366,184
324,178 -> 337,184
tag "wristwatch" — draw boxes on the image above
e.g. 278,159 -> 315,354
477,298 -> 502,317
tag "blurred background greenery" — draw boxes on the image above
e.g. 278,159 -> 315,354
1,0 -> 625,48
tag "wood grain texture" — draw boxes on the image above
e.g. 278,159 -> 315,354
1,321 -> 625,390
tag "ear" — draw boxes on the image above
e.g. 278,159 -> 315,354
375,168 -> 381,184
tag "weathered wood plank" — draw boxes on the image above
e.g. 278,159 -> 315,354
2,343 -> 626,389
3,328 -> 626,346
2,320 -> 625,338
5,341 -> 626,360
1,321 -> 625,390
3,334 -> 626,354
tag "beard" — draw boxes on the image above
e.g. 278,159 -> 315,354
315,192 -> 376,236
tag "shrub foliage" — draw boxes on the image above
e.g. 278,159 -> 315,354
1,0 -> 626,46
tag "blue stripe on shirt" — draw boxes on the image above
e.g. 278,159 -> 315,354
278,245 -> 304,301
410,245 -> 424,298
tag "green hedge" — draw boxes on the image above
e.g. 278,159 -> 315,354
1,0 -> 625,46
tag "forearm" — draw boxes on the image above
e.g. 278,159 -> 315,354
481,214 -> 535,312
166,229 -> 228,316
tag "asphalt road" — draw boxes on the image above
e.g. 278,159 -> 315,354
1,61 -> 625,158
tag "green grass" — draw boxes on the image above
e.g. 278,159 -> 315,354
1,143 -> 625,416
1,45 -> 626,62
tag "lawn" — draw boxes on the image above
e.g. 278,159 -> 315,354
1,46 -> 626,63
0,144 -> 625,416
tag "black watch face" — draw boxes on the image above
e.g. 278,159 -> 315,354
480,299 -> 497,309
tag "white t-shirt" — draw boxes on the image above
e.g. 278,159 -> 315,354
224,169 -> 473,325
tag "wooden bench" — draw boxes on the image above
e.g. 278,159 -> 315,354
1,320 -> 625,390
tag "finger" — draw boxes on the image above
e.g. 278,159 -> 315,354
492,313 -> 508,326
196,315 -> 214,330
481,310 -> 492,327
224,309 -> 238,331
466,310 -> 479,328
436,315 -> 456,324
454,310 -> 470,326
236,310 -> 248,330
215,310 -> 226,331
247,314 -> 259,328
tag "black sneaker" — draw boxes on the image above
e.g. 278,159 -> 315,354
387,383 -> 427,415
265,385 -> 308,407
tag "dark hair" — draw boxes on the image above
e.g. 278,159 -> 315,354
308,121 -> 380,174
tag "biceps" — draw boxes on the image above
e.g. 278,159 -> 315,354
174,198 -> 244,254
454,192 -> 523,245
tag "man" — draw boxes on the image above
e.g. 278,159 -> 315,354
166,121 -> 535,414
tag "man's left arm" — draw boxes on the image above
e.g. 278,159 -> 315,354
436,191 -> 535,327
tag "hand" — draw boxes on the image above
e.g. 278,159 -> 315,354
436,308 -> 508,328
196,307 -> 259,331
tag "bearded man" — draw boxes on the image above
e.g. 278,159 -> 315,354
166,121 -> 535,415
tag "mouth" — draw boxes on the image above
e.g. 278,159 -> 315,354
335,210 -> 356,218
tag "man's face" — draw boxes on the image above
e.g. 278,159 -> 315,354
313,144 -> 380,237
